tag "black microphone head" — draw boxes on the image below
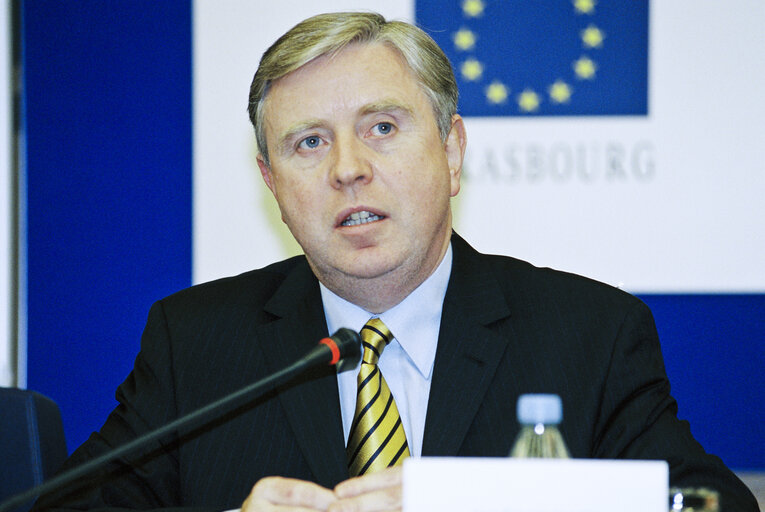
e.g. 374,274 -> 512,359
330,328 -> 361,371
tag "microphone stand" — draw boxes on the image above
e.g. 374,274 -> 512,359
0,329 -> 360,512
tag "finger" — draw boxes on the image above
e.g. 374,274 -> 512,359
244,476 -> 336,510
245,497 -> 327,512
334,466 -> 402,499
329,486 -> 402,512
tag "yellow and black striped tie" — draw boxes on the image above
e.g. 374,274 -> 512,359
346,318 -> 410,476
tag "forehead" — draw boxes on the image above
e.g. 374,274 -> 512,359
261,42 -> 434,128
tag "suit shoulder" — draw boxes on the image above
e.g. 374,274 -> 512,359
480,251 -> 646,313
156,255 -> 308,314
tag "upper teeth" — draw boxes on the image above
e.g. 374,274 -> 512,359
342,210 -> 382,226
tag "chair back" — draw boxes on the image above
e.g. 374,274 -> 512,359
0,388 -> 67,512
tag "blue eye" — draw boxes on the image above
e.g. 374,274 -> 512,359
299,136 -> 322,149
373,122 -> 393,135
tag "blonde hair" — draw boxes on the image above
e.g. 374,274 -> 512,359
248,11 -> 458,165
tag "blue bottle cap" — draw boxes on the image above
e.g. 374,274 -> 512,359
517,394 -> 563,425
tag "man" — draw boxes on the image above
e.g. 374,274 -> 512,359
35,12 -> 757,512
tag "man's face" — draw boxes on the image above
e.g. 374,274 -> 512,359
258,42 -> 465,302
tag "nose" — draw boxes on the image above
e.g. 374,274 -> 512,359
329,134 -> 372,189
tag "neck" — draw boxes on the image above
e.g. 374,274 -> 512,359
312,233 -> 452,314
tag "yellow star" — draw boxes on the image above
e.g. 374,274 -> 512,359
573,0 -> 596,14
462,0 -> 485,17
573,56 -> 597,79
486,81 -> 509,104
549,80 -> 573,103
453,28 -> 477,51
581,25 -> 604,48
460,58 -> 484,81
517,89 -> 541,112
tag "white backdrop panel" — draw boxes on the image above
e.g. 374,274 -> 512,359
1,1 -> 14,386
193,1 -> 765,293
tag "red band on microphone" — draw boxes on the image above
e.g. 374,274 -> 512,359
319,337 -> 341,365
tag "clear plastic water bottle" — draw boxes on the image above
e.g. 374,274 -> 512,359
509,393 -> 570,458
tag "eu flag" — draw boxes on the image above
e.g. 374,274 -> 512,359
416,0 -> 648,116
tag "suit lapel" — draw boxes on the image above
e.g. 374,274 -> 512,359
422,234 -> 513,456
253,235 -> 513,472
256,261 -> 349,488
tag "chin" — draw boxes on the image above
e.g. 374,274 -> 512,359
336,254 -> 402,281
341,263 -> 395,281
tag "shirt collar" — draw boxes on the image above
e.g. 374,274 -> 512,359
320,243 -> 453,379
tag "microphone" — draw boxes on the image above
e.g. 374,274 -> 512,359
0,328 -> 361,512
308,328 -> 361,367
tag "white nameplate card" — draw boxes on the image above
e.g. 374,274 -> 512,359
403,457 -> 668,512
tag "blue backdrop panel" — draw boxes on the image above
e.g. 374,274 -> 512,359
640,294 -> 765,469
23,1 -> 192,450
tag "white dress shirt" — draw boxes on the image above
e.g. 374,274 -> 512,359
320,244 -> 453,457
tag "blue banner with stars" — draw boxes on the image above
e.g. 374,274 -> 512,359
416,0 -> 648,116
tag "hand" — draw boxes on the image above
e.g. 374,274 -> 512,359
330,466 -> 403,512
242,476 -> 337,511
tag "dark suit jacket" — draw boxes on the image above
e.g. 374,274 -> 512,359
35,234 -> 757,511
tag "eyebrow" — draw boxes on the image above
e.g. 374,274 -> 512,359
359,101 -> 416,119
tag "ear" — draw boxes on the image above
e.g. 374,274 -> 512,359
257,154 -> 277,199
444,114 -> 467,197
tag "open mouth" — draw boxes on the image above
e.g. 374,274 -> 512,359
340,210 -> 384,227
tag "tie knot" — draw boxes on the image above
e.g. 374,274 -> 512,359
360,318 -> 392,365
